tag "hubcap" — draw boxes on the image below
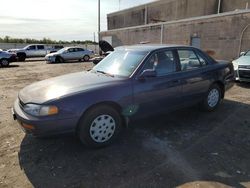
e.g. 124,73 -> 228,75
2,59 -> 8,66
207,88 -> 220,108
89,115 -> 116,143
84,56 -> 89,61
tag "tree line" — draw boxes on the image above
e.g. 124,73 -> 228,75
0,36 -> 98,45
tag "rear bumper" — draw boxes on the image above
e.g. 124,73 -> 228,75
12,99 -> 78,136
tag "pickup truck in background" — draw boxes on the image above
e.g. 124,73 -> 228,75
8,44 -> 50,61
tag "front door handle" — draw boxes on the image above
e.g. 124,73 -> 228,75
172,79 -> 181,84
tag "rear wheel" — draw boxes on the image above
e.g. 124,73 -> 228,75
201,84 -> 222,111
0,59 -> 9,67
83,55 -> 90,62
77,105 -> 123,148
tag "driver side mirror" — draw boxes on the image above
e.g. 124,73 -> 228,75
138,69 -> 156,79
240,52 -> 245,56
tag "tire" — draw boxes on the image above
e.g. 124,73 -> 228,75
83,55 -> 90,62
0,59 -> 9,67
18,53 -> 26,62
201,84 -> 222,111
77,105 -> 123,148
55,56 -> 64,63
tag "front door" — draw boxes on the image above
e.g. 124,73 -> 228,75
132,49 -> 182,118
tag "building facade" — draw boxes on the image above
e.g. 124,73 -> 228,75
100,0 -> 250,60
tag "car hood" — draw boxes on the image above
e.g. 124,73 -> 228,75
234,56 -> 250,65
19,71 -> 122,104
99,40 -> 114,53
8,48 -> 21,52
46,52 -> 60,56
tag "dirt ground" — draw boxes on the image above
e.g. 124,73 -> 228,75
0,59 -> 250,188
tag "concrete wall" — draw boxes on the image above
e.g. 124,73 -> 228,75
108,0 -> 219,30
222,0 -> 250,12
107,0 -> 250,30
101,11 -> 250,60
0,43 -> 99,54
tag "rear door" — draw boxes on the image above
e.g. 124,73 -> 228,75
76,48 -> 85,59
132,49 -> 183,118
176,48 -> 214,104
37,45 -> 46,56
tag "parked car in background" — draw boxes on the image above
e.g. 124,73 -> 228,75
48,45 -> 64,53
45,47 -> 94,63
12,44 -> 234,148
92,40 -> 114,65
0,50 -> 16,67
232,50 -> 250,82
8,44 -> 49,61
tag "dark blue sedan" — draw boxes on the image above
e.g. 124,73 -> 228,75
12,45 -> 234,148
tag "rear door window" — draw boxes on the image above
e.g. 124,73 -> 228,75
178,50 -> 201,71
37,45 -> 44,50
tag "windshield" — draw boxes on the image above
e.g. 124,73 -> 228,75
245,51 -> 250,56
92,50 -> 147,77
57,48 -> 67,54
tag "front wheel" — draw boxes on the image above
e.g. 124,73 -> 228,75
201,84 -> 222,111
55,56 -> 64,63
77,105 -> 123,148
18,54 -> 26,62
0,59 -> 9,67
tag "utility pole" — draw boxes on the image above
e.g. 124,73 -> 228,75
217,0 -> 221,14
98,0 -> 101,54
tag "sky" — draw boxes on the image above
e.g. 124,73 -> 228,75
0,0 -> 157,41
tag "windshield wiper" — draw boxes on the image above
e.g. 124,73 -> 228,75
96,70 -> 114,77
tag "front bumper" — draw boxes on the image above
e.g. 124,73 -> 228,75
235,68 -> 250,82
45,56 -> 56,63
12,99 -> 78,136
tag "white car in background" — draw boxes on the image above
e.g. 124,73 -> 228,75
232,50 -> 250,82
45,47 -> 94,63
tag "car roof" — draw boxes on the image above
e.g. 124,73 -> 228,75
64,46 -> 83,50
115,44 -> 194,52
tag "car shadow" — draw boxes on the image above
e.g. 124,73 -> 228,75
21,58 -> 45,62
18,99 -> 250,188
0,64 -> 20,68
47,60 -> 91,64
236,81 -> 250,89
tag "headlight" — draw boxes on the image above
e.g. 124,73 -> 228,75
232,61 -> 238,70
23,104 -> 58,116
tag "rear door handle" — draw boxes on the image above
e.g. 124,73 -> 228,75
172,79 -> 181,83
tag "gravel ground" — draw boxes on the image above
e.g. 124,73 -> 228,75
0,59 -> 250,188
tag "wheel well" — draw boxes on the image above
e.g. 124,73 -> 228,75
17,52 -> 26,57
76,102 -> 125,132
213,81 -> 225,98
56,56 -> 64,61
